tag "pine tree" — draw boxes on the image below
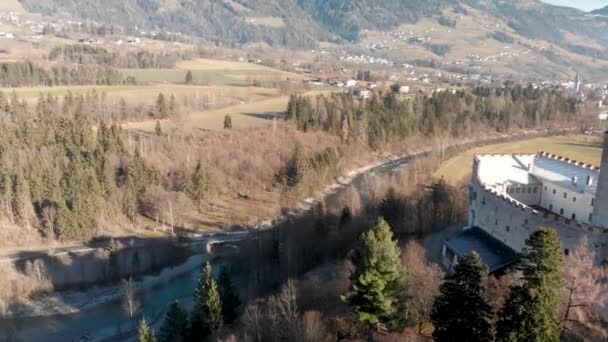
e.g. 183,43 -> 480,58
189,161 -> 207,206
191,263 -> 223,340
155,121 -> 163,136
156,93 -> 168,119
430,252 -> 493,342
218,267 -> 240,324
342,218 -> 407,341
138,318 -> 157,342
185,70 -> 193,85
496,228 -> 564,342
159,300 -> 188,342
223,114 -> 232,129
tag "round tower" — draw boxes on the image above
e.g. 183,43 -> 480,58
591,131 -> 608,227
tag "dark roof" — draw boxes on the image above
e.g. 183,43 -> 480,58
445,227 -> 519,273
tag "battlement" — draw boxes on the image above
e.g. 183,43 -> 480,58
537,151 -> 600,171
473,174 -> 608,233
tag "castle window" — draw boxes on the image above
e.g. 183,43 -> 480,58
573,197 -> 576,202
527,187 -> 532,194
553,189 -> 556,195
591,198 -> 595,206
563,192 -> 567,199
533,187 -> 538,193
524,219 -> 529,225
544,186 -> 547,191
506,226 -> 510,232
549,204 -> 553,211
564,249 -> 570,256
482,197 -> 486,205
589,213 -> 593,222
560,209 -> 564,215
571,214 -> 576,221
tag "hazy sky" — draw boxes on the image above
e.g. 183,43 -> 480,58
542,0 -> 608,11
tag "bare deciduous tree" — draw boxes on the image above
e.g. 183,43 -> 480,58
561,237 -> 608,338
242,301 -> 264,342
121,277 -> 140,318
301,310 -> 332,342
402,241 -> 442,336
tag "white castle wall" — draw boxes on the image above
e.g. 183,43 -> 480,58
539,181 -> 595,223
469,158 -> 608,261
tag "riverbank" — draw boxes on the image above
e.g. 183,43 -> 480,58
0,127 -> 575,322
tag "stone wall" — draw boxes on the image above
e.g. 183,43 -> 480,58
11,239 -> 192,292
469,158 -> 608,261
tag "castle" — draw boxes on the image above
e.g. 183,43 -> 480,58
442,133 -> 608,272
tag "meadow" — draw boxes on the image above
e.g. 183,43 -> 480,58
121,58 -> 310,86
434,134 -> 604,184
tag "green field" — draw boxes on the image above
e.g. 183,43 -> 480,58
435,135 -> 603,184
121,58 -> 310,86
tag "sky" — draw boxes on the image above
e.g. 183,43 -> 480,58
542,0 -> 608,11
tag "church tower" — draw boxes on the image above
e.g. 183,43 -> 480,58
592,131 -> 608,227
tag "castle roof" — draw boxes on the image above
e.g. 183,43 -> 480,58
475,152 -> 599,195
445,226 -> 519,273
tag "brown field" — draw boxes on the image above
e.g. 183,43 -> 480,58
0,0 -> 24,12
123,89 -> 334,132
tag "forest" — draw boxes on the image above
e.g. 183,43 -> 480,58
0,83 -> 581,244
48,45 -> 190,69
287,84 -> 579,149
0,61 -> 129,87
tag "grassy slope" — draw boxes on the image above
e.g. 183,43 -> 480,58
364,5 -> 608,79
123,88 -> 332,132
435,135 -> 603,184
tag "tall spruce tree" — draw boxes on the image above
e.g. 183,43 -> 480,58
496,228 -> 564,342
218,267 -> 240,324
190,263 -> 223,340
159,300 -> 188,342
430,252 -> 493,342
342,218 -> 407,341
138,318 -> 157,342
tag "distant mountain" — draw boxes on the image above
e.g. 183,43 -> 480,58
15,0 -> 608,77
592,6 -> 608,15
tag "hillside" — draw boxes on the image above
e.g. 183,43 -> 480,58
592,6 -> 608,15
13,0 -> 608,78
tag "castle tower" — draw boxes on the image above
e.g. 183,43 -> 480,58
592,131 -> 608,227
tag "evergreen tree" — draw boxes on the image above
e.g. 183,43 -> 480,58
156,93 -> 168,119
138,318 -> 157,342
430,252 -> 493,342
342,218 -> 407,341
155,121 -> 163,136
223,114 -> 232,129
189,161 -> 207,205
191,263 -> 223,340
496,228 -> 564,342
159,300 -> 188,342
218,267 -> 240,324
185,70 -> 193,85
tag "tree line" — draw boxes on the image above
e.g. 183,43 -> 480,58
0,61 -> 130,87
48,44 -> 190,69
287,84 -> 580,149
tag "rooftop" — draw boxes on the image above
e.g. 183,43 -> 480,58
476,152 -> 599,195
445,226 -> 519,273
